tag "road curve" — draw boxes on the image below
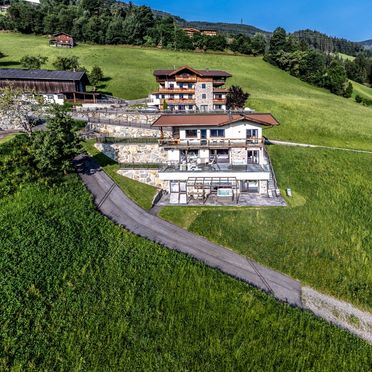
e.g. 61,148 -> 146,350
74,155 -> 302,307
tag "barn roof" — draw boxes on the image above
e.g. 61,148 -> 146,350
154,66 -> 232,78
0,69 -> 88,82
152,113 -> 280,127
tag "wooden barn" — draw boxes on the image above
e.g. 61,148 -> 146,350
0,69 -> 89,94
49,32 -> 75,48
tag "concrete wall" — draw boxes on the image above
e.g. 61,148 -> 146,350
95,143 -> 168,164
117,168 -> 167,189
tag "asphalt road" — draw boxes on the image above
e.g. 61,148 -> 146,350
74,155 -> 302,307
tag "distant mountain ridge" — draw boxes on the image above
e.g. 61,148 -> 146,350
360,39 -> 372,50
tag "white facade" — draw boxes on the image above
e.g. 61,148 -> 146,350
159,120 -> 271,203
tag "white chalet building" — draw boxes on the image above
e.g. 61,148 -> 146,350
152,113 -> 280,204
148,66 -> 231,112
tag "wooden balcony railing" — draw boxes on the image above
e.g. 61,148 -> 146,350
159,137 -> 263,148
157,88 -> 195,94
162,98 -> 196,105
175,77 -> 197,82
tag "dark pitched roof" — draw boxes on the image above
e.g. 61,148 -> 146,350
154,65 -> 232,78
0,69 -> 88,82
152,113 -> 279,127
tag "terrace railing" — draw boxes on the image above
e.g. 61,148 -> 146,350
159,137 -> 263,148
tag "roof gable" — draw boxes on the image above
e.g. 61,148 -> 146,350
152,113 -> 279,127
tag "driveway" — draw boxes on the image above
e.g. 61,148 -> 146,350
74,155 -> 302,307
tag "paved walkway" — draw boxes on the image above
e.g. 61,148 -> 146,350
74,155 -> 302,307
269,140 -> 372,154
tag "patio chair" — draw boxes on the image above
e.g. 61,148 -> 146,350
275,189 -> 281,197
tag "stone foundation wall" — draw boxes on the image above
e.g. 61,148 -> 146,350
89,123 -> 168,138
117,168 -> 167,189
88,112 -> 161,125
95,143 -> 167,164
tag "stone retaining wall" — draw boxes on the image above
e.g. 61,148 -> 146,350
117,168 -> 167,189
89,112 -> 161,125
89,123 -> 168,138
95,143 -> 167,164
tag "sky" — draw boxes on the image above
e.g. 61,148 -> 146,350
131,0 -> 371,41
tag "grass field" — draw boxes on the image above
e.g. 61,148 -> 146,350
1,140 -> 371,369
82,139 -> 157,210
160,146 -> 372,310
352,80 -> 372,100
1,32 -> 372,150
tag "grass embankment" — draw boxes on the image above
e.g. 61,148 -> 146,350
160,146 -> 372,310
0,141 -> 371,369
1,32 -> 372,150
82,139 -> 157,210
0,134 -> 16,145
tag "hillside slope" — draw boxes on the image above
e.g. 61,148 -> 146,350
0,33 -> 371,150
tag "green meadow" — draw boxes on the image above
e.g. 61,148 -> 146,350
1,139 -> 371,369
1,32 -> 372,150
160,146 -> 372,310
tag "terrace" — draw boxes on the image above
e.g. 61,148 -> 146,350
160,163 -> 267,173
159,137 -> 263,148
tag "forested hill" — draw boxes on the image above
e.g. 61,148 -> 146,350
292,29 -> 366,56
360,39 -> 372,51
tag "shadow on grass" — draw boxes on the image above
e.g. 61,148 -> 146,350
93,151 -> 117,167
0,60 -> 21,67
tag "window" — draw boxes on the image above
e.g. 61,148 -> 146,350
201,83 -> 206,89
161,94 -> 165,99
202,94 -> 207,99
247,150 -> 259,164
185,129 -> 198,138
247,129 -> 258,138
179,83 -> 184,88
188,105 -> 193,109
188,83 -> 193,88
156,94 -> 160,99
188,94 -> 193,99
170,83 -> 174,89
179,105 -> 185,111
210,129 -> 225,137
179,94 -> 184,99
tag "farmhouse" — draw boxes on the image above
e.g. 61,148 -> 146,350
149,65 -> 231,112
182,27 -> 218,37
0,68 -> 99,103
49,32 -> 75,48
152,112 -> 280,204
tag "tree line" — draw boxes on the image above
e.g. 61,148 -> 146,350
0,0 -> 267,55
265,27 -> 372,99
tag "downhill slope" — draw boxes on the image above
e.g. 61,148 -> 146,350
1,173 -> 372,370
0,32 -> 371,150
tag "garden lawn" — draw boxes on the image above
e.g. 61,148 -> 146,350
1,172 -> 372,369
0,32 -> 372,150
160,146 -> 372,310
81,139 -> 157,210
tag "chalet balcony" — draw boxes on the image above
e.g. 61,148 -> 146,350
157,88 -> 195,94
213,98 -> 227,104
163,98 -> 196,105
159,137 -> 263,148
175,76 -> 197,83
